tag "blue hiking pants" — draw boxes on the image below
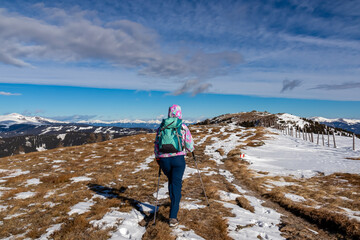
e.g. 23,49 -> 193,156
159,155 -> 186,219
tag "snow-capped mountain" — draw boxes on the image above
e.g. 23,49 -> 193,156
0,113 -> 156,157
0,113 -> 196,130
0,113 -> 65,127
310,117 -> 360,134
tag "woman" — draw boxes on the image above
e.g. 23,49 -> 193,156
154,104 -> 194,227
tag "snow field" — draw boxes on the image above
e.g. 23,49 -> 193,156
244,129 -> 360,177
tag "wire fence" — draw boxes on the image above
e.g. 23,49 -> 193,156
274,125 -> 357,151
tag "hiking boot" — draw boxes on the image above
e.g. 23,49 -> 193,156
169,218 -> 179,227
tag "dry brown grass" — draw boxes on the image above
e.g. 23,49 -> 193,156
236,196 -> 255,213
143,221 -> 176,240
178,202 -> 233,240
51,215 -> 110,240
243,127 -> 270,147
0,133 -> 160,239
346,157 -> 360,160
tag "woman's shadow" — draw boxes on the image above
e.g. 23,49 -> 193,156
87,183 -> 168,226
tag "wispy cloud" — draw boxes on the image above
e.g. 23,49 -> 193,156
0,91 -> 21,96
51,114 -> 97,122
0,6 -> 242,81
310,82 -> 360,90
281,79 -> 302,93
22,109 -> 44,115
171,79 -> 212,96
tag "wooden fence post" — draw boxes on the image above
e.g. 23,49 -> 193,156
353,133 -> 356,151
328,131 -> 330,147
322,132 -> 324,146
302,130 -> 304,140
305,130 -> 307,141
317,132 -> 319,145
311,132 -> 314,143
333,131 -> 336,148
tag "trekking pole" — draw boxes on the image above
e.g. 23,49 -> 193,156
153,167 -> 161,225
192,152 -> 210,206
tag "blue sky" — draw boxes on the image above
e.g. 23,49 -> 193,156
0,0 -> 360,121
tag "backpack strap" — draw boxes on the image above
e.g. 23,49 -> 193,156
160,120 -> 175,132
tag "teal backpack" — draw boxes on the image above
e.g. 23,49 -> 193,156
158,117 -> 183,153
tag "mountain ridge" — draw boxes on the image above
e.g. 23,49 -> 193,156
0,113 -> 196,129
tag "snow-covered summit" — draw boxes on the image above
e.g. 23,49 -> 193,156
0,113 -> 65,127
276,113 -> 309,128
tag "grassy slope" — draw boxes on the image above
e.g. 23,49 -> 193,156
0,124 -> 359,239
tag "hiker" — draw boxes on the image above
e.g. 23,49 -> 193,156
154,104 -> 194,227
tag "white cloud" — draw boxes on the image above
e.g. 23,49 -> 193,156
0,91 -> 21,96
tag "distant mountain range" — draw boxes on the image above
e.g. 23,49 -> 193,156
1,112 -> 359,158
0,113 -> 154,157
310,117 -> 360,134
0,113 -> 196,130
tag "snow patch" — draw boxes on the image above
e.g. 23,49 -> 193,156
25,178 -> 41,186
180,201 -> 207,210
132,155 -> 154,173
3,169 -> 30,178
39,223 -> 63,240
70,176 -> 92,183
284,193 -> 306,202
173,225 -> 206,240
14,191 -> 36,199
218,190 -> 242,201
36,143 -> 47,152
57,133 -> 67,141
91,208 -> 146,240
68,200 -> 95,215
